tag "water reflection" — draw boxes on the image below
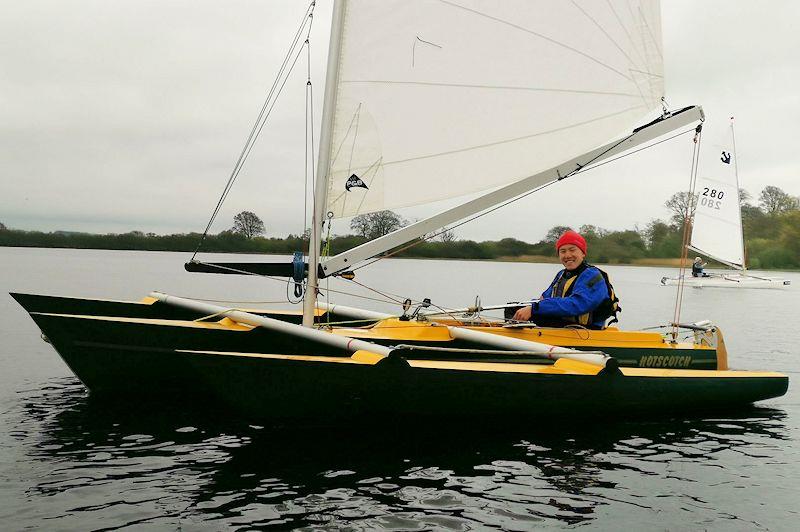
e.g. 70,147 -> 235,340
5,377 -> 790,530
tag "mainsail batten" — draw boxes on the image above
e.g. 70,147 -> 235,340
324,0 -> 665,219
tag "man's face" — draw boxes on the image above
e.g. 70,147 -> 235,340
558,244 -> 585,271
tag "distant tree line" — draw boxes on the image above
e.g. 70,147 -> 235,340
642,185 -> 800,269
2,186 -> 799,269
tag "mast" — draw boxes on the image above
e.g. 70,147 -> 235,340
302,0 -> 346,327
730,116 -> 747,273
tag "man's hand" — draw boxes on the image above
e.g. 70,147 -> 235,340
513,305 -> 532,322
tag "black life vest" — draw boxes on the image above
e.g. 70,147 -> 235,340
551,262 -> 621,327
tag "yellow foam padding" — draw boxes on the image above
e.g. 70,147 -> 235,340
337,318 -> 708,351
350,350 -> 386,365
408,358 -> 602,375
495,326 -> 702,350
218,317 -> 250,328
139,296 -> 158,304
337,319 -> 453,342
552,357 -> 605,375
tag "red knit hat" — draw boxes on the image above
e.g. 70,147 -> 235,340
555,230 -> 586,255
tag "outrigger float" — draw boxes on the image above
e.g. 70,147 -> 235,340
11,1 -> 788,420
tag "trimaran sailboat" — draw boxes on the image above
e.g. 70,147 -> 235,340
661,118 -> 791,289
12,1 -> 787,420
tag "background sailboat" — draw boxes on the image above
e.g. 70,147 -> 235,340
661,119 -> 790,288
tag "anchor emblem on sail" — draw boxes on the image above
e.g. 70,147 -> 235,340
345,174 -> 369,191
720,151 -> 732,164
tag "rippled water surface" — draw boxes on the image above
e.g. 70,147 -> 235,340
2,248 -> 798,530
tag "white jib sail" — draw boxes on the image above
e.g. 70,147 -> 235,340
689,126 -> 744,268
323,0 -> 665,219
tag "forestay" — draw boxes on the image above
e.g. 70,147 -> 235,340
323,0 -> 665,218
689,125 -> 744,268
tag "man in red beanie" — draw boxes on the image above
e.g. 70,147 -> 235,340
513,230 -> 619,328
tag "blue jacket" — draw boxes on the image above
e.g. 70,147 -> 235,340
531,263 -> 610,328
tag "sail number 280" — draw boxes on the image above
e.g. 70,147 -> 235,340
700,187 -> 724,210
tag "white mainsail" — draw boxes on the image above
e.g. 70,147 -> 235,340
689,124 -> 744,269
323,0 -> 665,218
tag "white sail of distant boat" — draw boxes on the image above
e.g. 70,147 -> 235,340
661,119 -> 790,289
688,122 -> 745,269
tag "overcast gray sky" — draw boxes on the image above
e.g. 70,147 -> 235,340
2,0 -> 798,242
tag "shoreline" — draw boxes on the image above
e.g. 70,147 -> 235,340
3,245 -> 797,271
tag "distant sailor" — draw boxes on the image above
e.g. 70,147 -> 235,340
691,257 -> 709,277
513,230 -> 619,329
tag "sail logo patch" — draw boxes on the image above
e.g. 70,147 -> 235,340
345,174 -> 368,191
720,151 -> 732,164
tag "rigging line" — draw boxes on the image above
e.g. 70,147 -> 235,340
219,5 -> 315,195
187,260 -> 403,307
437,0 -> 633,81
216,22 -> 316,219
345,278 -> 405,305
343,276 -> 470,318
315,317 -> 401,328
304,12 -> 317,243
567,127 -> 693,173
351,131 -> 638,271
196,17 -> 312,257
350,126 -> 695,273
212,41 -> 317,275
304,43 -> 311,235
192,2 -> 315,259
342,276 -> 475,318
672,130 -> 702,338
308,56 -> 318,235
209,50 -> 309,257
349,181 -> 562,273
307,54 -> 317,243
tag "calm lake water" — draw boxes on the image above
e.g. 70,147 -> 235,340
1,247 -> 798,530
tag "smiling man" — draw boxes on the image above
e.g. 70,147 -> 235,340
513,230 -> 620,329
